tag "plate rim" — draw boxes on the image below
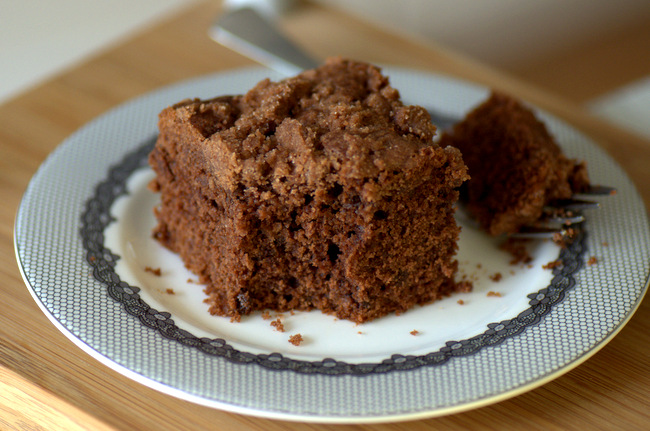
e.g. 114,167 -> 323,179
12,250 -> 650,423
14,65 -> 650,423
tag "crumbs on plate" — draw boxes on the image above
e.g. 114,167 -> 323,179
552,227 -> 578,248
543,260 -> 562,270
144,266 -> 161,276
288,334 -> 303,346
270,318 -> 285,332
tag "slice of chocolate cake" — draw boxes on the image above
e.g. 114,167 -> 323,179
439,91 -> 590,236
148,58 -> 469,323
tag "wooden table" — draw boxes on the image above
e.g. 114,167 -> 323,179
2,1 -> 649,429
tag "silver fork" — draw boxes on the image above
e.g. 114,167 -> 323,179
504,187 -> 616,239
210,7 -> 615,239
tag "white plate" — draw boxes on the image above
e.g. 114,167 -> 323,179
15,67 -> 650,423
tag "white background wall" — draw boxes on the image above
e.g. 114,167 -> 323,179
0,0 -> 197,103
3,0 -> 650,139
315,0 -> 650,70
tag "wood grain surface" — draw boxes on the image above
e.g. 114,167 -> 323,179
1,1 -> 649,430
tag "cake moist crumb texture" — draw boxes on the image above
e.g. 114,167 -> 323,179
148,58 -> 469,323
439,91 -> 590,236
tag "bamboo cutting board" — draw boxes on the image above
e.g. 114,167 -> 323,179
2,1 -> 649,429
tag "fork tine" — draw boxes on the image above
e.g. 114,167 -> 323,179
538,185 -> 615,225
540,213 -> 585,225
514,212 -> 584,239
578,185 -> 617,196
547,199 -> 600,211
511,227 -> 567,240
514,186 -> 614,238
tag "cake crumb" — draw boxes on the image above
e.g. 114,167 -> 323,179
165,288 -> 175,295
410,330 -> 419,336
357,331 -> 363,335
543,260 -> 562,270
602,241 -> 609,247
288,334 -> 303,346
487,291 -> 502,297
270,318 -> 285,332
145,266 -> 162,276
489,272 -> 502,282
261,310 -> 272,320
587,256 -> 598,265
457,280 -> 473,292
457,299 -> 465,305
552,227 -> 578,248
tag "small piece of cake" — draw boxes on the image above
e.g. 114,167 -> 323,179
148,58 -> 469,323
439,92 -> 590,236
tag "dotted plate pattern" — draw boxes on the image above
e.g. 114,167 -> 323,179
15,67 -> 650,422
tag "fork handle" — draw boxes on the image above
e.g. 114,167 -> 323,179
211,7 -> 320,76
